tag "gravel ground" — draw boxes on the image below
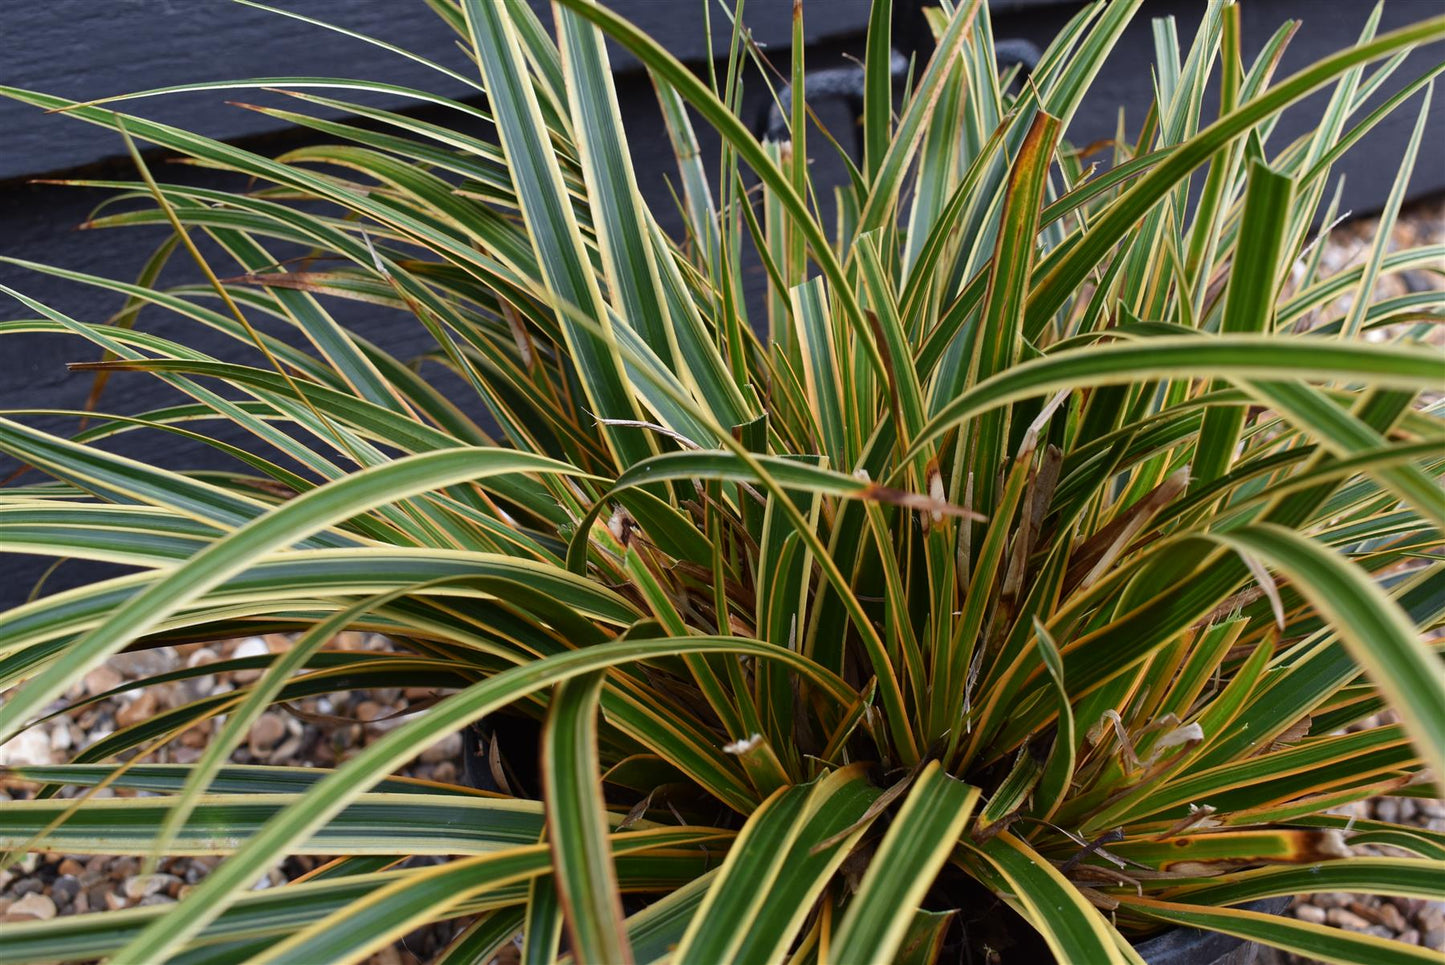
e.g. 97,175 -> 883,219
1254,717 -> 1445,964
1,196 -> 1442,962
1238,192 -> 1445,961
1295,192 -> 1445,345
0,633 -> 469,964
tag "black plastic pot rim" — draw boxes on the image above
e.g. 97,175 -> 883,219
1134,895 -> 1293,965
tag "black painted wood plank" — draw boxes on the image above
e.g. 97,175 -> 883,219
1,0 -> 871,182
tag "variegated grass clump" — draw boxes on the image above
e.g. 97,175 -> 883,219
0,0 -> 1442,962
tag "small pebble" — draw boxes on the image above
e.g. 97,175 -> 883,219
1378,902 -> 1408,932
372,945 -> 403,965
0,730 -> 54,767
1348,900 -> 1385,925
1327,908 -> 1372,932
421,732 -> 461,764
181,674 -> 218,703
1294,904 -> 1326,925
233,638 -> 270,661
110,649 -> 174,678
186,647 -> 219,669
116,690 -> 158,728
83,665 -> 122,696
249,713 -> 287,754
121,877 -> 150,902
5,893 -> 56,921
10,878 -> 42,898
122,874 -> 176,901
51,874 -> 81,910
262,634 -> 293,653
231,638 -> 271,683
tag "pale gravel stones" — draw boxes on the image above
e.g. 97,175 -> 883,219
1,629 -> 467,963
3,892 -> 57,922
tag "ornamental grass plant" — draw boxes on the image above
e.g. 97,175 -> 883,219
0,0 -> 1442,962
